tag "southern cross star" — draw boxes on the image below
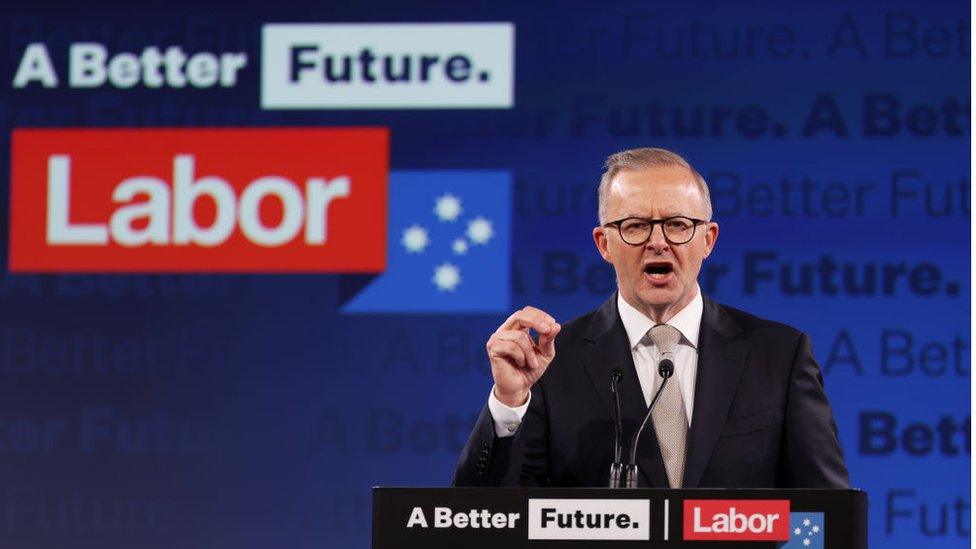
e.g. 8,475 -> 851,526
401,224 -> 429,253
467,216 -> 493,244
432,262 -> 461,291
434,193 -> 462,222
452,238 -> 469,255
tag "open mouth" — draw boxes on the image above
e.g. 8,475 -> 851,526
643,262 -> 674,282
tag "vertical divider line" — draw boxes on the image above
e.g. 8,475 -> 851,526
663,498 -> 670,540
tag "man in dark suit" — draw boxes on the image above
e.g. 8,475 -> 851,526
454,147 -> 849,488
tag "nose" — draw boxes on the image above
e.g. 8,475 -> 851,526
646,222 -> 669,252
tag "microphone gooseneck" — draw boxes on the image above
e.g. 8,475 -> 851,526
610,369 -> 624,463
608,368 -> 624,488
623,358 -> 674,488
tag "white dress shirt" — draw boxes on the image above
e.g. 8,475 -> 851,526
488,287 -> 704,437
617,289 -> 701,424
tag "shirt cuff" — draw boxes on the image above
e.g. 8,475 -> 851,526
487,386 -> 531,438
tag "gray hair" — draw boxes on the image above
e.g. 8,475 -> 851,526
597,147 -> 713,223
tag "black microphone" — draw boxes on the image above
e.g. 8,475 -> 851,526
608,368 -> 624,488
623,358 -> 674,488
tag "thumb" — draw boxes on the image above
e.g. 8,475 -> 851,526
537,323 -> 561,359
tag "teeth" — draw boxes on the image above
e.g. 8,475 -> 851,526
648,272 -> 668,279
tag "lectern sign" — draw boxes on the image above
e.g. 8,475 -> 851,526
372,488 -> 866,549
527,498 -> 650,540
683,499 -> 791,541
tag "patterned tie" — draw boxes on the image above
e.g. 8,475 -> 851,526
648,324 -> 687,488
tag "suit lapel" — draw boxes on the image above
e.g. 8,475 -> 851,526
681,296 -> 747,488
581,294 -> 669,488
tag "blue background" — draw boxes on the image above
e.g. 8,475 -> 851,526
0,1 -> 969,548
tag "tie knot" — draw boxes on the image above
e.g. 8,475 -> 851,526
648,324 -> 681,356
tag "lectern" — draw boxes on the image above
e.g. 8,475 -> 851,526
373,488 -> 866,548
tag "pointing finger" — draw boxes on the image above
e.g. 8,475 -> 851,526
520,306 -> 557,326
500,307 -> 557,335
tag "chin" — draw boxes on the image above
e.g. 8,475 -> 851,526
637,288 -> 680,309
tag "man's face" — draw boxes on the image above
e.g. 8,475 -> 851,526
593,165 -> 719,322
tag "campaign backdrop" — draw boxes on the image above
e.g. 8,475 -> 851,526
0,0 -> 969,548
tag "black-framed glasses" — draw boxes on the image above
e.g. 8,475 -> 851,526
603,216 -> 706,246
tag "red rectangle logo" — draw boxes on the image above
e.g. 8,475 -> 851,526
10,127 -> 388,272
683,499 -> 790,541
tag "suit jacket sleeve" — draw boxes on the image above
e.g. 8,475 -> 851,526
783,332 -> 851,488
452,382 -> 550,487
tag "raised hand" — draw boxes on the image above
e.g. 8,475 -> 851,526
485,306 -> 561,407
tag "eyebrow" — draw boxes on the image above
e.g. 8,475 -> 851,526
616,212 -> 689,219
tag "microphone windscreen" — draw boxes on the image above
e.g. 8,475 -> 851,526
658,359 -> 674,378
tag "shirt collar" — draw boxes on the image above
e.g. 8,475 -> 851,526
617,287 -> 703,351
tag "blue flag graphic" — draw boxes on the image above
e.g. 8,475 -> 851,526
783,512 -> 825,549
343,170 -> 511,313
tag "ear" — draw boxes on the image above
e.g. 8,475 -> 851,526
701,221 -> 719,259
593,226 -> 612,263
